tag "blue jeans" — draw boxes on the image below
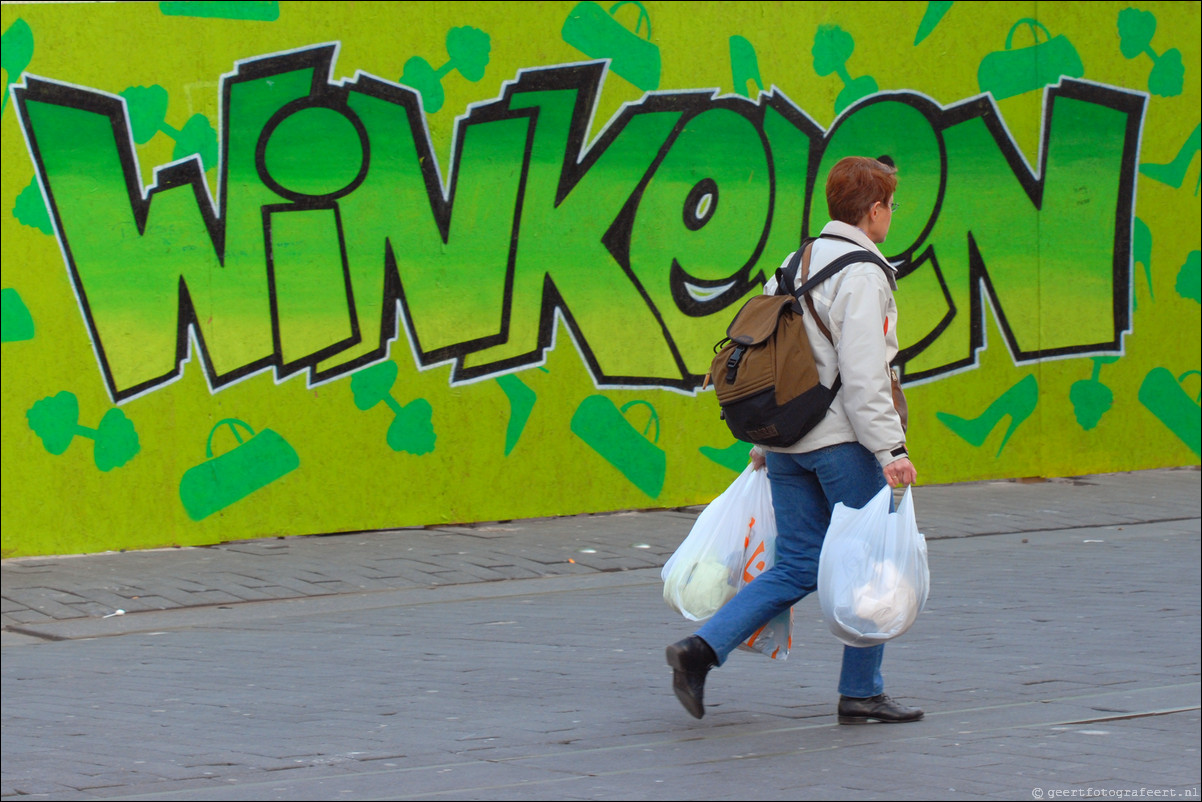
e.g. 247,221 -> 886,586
694,442 -> 890,697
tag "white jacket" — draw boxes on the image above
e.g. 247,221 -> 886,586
760,221 -> 908,469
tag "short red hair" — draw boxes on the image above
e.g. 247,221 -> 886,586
825,157 -> 898,225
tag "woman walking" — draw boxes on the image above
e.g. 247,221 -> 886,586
667,156 -> 923,725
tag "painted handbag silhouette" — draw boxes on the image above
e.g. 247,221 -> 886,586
570,395 -> 665,498
977,19 -> 1083,100
1138,368 -> 1201,457
179,419 -> 300,521
561,0 -> 661,91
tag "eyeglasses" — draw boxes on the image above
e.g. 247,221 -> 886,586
885,201 -> 899,212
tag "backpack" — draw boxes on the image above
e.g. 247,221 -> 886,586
706,235 -> 892,448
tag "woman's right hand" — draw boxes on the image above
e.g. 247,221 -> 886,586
751,447 -> 767,471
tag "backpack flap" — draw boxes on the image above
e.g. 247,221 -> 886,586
726,294 -> 796,345
712,295 -> 821,407
710,299 -> 833,447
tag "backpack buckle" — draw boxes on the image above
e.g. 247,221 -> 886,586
725,345 -> 747,383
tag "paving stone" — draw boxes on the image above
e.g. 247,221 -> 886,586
1,467 -> 1199,800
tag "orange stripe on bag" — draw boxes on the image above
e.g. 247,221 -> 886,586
742,517 -> 755,550
743,540 -> 767,583
746,622 -> 784,659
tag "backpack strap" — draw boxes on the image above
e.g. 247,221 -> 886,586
774,235 -> 893,306
799,243 -> 834,344
771,238 -> 894,399
795,248 -> 892,296
813,232 -> 862,247
774,237 -> 817,314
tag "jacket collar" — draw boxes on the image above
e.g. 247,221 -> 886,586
820,221 -> 897,289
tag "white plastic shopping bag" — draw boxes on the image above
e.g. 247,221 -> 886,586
734,493 -> 792,660
817,485 -> 929,647
663,465 -> 762,621
662,465 -> 792,659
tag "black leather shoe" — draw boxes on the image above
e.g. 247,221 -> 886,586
665,636 -> 717,719
837,694 -> 924,724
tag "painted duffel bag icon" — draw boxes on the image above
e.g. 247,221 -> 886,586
179,419 -> 300,521
570,395 -> 665,499
561,0 -> 661,91
1139,368 -> 1201,458
977,18 -> 1084,100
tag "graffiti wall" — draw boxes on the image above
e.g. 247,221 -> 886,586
2,1 -> 1199,558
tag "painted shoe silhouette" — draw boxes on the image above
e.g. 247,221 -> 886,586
1140,124 -> 1200,193
729,35 -> 763,98
496,373 -> 537,456
699,441 -> 753,473
1,18 -> 33,117
1133,217 -> 1153,304
159,2 -> 280,21
914,1 -> 953,46
936,374 -> 1038,457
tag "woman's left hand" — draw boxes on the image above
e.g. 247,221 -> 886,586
884,457 -> 917,487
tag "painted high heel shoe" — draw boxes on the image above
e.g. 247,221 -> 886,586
1140,124 -> 1200,192
496,373 -> 537,457
936,374 -> 1039,457
914,1 -> 953,46
699,440 -> 753,473
729,35 -> 763,98
1133,218 -> 1153,304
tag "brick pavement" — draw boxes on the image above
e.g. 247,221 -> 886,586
1,467 -> 1199,800
3,468 -> 1199,630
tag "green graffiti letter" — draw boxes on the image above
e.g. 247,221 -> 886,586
459,66 -> 683,382
628,104 -> 769,376
907,83 -> 1143,376
754,96 -> 820,279
15,53 -> 328,398
328,77 -> 527,375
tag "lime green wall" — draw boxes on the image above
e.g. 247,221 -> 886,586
2,1 -> 1199,558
